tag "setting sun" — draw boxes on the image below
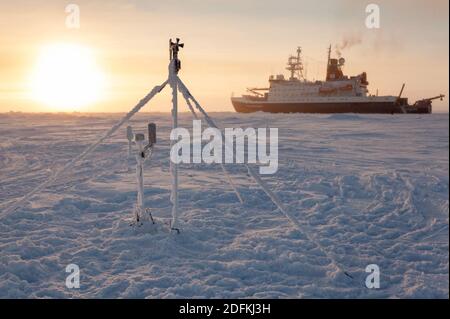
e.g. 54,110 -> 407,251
30,43 -> 106,111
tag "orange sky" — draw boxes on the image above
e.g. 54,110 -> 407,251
0,0 -> 448,112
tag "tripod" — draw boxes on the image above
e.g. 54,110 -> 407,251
4,38 -> 294,235
3,39 -> 356,281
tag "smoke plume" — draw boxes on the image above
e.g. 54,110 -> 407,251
335,34 -> 362,57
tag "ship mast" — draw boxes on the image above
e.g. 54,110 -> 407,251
286,46 -> 304,80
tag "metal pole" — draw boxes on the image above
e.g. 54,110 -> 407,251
135,140 -> 145,213
169,60 -> 179,232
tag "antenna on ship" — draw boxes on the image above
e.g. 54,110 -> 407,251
327,44 -> 332,65
325,45 -> 331,80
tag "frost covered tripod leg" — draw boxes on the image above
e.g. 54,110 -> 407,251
2,81 -> 168,217
177,77 -> 354,280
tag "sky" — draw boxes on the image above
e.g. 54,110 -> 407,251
0,0 -> 448,112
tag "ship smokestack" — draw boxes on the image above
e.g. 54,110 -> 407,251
326,58 -> 344,81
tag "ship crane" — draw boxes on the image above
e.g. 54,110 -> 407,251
246,87 -> 269,97
413,94 -> 445,107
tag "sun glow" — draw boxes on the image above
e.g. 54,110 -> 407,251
30,43 -> 106,111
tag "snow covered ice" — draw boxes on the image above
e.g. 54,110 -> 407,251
0,112 -> 448,298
